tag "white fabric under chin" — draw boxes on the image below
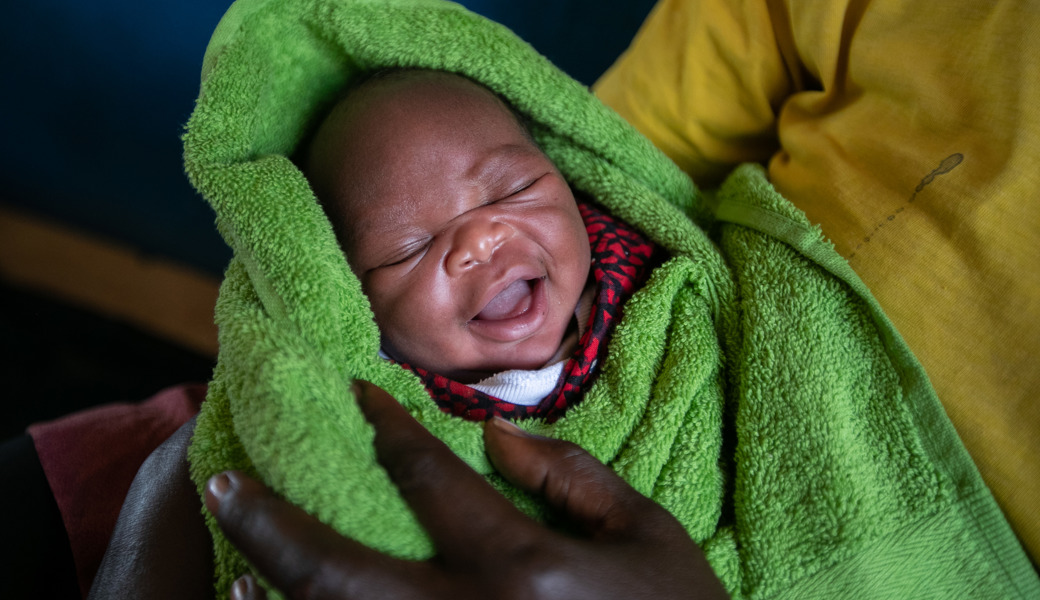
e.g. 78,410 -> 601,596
470,360 -> 568,405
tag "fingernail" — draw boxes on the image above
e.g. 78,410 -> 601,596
231,575 -> 256,600
204,472 -> 235,514
489,416 -> 530,436
208,472 -> 232,499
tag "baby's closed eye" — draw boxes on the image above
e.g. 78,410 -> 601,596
378,238 -> 432,269
486,172 -> 549,207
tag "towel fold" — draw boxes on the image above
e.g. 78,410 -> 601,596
184,0 -> 1039,597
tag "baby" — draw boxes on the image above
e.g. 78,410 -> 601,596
302,70 -> 641,413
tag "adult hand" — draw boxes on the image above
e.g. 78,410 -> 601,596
206,381 -> 728,600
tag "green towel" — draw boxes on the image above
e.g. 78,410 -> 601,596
184,0 -> 1040,597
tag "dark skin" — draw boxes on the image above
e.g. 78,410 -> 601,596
88,416 -> 213,599
90,382 -> 728,599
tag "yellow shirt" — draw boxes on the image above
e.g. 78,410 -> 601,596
596,0 -> 1040,565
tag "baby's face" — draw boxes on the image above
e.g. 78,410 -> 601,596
307,72 -> 591,382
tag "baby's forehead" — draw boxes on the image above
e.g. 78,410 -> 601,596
332,70 -> 523,136
306,72 -> 528,188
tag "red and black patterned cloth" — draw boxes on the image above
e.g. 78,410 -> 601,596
399,201 -> 662,423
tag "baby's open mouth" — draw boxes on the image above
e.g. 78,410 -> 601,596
474,278 -> 537,321
468,276 -> 550,344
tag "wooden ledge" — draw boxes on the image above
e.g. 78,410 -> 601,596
0,206 -> 220,357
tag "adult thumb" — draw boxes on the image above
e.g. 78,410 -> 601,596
482,417 -> 652,538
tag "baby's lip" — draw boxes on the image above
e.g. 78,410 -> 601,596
467,267 -> 548,343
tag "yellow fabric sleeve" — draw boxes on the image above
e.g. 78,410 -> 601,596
596,0 -> 1040,565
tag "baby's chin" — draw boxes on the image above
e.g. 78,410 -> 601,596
439,345 -> 566,384
386,330 -> 570,384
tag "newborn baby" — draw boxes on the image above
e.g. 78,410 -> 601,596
303,70 -> 595,386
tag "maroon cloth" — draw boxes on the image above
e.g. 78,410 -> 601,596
400,201 -> 661,423
27,383 -> 205,597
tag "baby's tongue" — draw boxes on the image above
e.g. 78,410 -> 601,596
476,280 -> 532,321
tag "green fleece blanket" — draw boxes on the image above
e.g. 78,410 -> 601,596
184,0 -> 1039,597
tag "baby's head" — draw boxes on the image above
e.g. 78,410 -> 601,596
304,70 -> 591,382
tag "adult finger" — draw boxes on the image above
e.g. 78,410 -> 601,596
483,416 -> 664,539
230,575 -> 267,600
484,418 -> 729,598
353,381 -> 543,556
206,470 -> 443,600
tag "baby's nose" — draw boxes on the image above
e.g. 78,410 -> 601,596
446,218 -> 513,276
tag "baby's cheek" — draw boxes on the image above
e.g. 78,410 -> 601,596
365,294 -> 414,353
374,302 -> 450,364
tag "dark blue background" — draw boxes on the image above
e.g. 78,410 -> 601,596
1,1 -> 655,275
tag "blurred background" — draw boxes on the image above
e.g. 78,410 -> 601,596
0,0 -> 657,439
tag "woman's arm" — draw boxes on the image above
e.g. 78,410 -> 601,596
88,416 -> 214,599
